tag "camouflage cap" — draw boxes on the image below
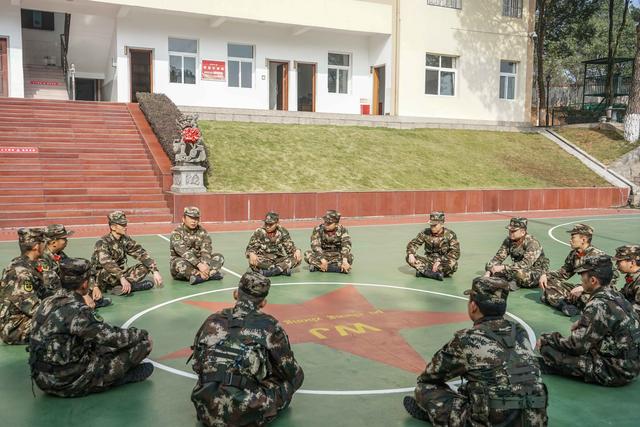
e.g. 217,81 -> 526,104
613,245 -> 640,261
264,211 -> 279,225
183,206 -> 201,218
17,228 -> 45,245
238,271 -> 271,299
574,254 -> 613,275
506,217 -> 527,230
44,224 -> 75,241
107,210 -> 128,226
323,209 -> 341,224
429,211 -> 445,224
464,276 -> 510,305
566,223 -> 594,236
59,257 -> 92,286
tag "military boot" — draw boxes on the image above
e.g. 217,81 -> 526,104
114,362 -> 154,386
559,302 -> 579,317
189,275 -> 206,286
403,396 -> 429,421
209,271 -> 223,280
327,264 -> 342,273
94,297 -> 112,308
423,271 -> 444,281
131,279 -> 154,292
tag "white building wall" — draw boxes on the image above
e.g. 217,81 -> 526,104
102,29 -> 118,101
116,9 -> 390,114
0,1 -> 24,98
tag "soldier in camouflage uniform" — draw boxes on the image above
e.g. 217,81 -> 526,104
304,210 -> 353,273
485,217 -> 549,291
246,212 -> 301,277
91,211 -> 164,295
404,276 -> 548,426
0,228 -> 45,345
170,206 -> 225,285
615,245 -> 640,316
39,224 -> 111,308
538,254 -> 640,386
539,224 -> 610,317
29,258 -> 154,397
190,271 -> 304,426
406,211 -> 460,281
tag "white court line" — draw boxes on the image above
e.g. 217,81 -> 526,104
547,217 -> 640,247
155,234 -> 242,279
123,281 -> 535,396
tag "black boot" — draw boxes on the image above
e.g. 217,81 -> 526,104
114,362 -> 154,386
403,396 -> 429,421
209,271 -> 223,281
415,270 -> 425,278
327,264 -> 342,273
131,279 -> 154,292
423,271 -> 444,281
559,302 -> 579,317
94,297 -> 112,308
189,275 -> 206,286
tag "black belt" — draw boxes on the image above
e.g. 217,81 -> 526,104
489,394 -> 547,410
201,371 -> 259,390
33,361 -> 68,374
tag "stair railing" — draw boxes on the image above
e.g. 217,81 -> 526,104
59,33 -> 75,100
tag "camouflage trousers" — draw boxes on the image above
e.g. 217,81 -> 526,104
414,383 -> 547,426
303,250 -> 354,268
0,312 -> 32,345
94,263 -> 152,294
170,254 -> 225,281
539,345 -> 638,387
493,268 -> 543,289
406,255 -> 458,277
192,373 -> 303,427
542,278 -> 589,310
249,254 -> 301,273
34,335 -> 152,397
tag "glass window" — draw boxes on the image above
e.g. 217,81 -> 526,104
168,38 -> 197,85
502,0 -> 523,18
499,60 -> 517,100
426,0 -> 462,10
228,43 -> 254,88
328,52 -> 350,94
425,54 -> 457,96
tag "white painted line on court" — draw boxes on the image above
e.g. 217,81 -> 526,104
156,234 -> 243,278
123,281 -> 534,396
547,217 -> 640,247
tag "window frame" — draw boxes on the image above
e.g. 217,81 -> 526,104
227,43 -> 255,89
168,37 -> 198,85
502,0 -> 523,18
426,0 -> 462,10
327,52 -> 351,95
499,60 -> 518,100
424,53 -> 457,97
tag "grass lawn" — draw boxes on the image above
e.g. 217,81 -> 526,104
200,121 -> 609,192
556,127 -> 640,165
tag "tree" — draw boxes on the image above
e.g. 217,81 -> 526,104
624,19 -> 640,142
604,0 -> 630,113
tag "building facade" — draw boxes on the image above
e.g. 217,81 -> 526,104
0,0 -> 534,123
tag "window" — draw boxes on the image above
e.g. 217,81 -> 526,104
21,9 -> 55,31
328,53 -> 350,94
227,44 -> 254,88
425,54 -> 456,96
499,60 -> 517,100
502,0 -> 523,18
169,38 -> 197,84
426,0 -> 462,9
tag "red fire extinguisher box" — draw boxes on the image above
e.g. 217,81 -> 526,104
360,104 -> 370,115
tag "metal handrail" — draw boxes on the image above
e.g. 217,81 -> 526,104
59,33 -> 75,100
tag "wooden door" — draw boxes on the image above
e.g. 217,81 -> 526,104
0,38 -> 8,97
296,63 -> 316,112
274,62 -> 289,111
130,49 -> 152,102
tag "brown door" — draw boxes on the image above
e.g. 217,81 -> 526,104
372,66 -> 385,115
129,49 -> 152,102
271,61 -> 289,111
296,63 -> 316,112
0,38 -> 8,97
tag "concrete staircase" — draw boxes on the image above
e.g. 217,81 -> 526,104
23,64 -> 70,100
0,98 -> 173,228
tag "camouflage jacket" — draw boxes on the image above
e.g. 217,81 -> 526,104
406,228 -> 460,263
37,248 -> 69,299
29,288 -> 149,392
548,246 -> 605,282
170,224 -> 213,266
0,255 -> 42,327
621,271 -> 640,315
486,234 -> 549,273
418,317 -> 547,425
540,287 -> 640,381
91,232 -> 157,279
309,224 -> 352,258
245,225 -> 298,259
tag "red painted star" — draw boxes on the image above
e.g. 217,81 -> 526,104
158,285 -> 469,373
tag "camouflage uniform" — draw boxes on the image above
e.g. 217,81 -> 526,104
37,224 -> 75,299
406,212 -> 460,277
486,218 -> 549,288
615,245 -> 640,316
246,212 -> 301,276
28,259 -> 152,397
191,272 -> 304,426
170,216 -> 224,281
407,277 -> 548,426
304,210 -> 353,272
0,228 -> 45,345
539,255 -> 640,386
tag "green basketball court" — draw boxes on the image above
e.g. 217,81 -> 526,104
0,213 -> 638,426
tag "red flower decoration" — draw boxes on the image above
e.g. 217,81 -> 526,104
36,264 -> 43,273
53,254 -> 61,262
627,275 -> 634,284
181,127 -> 201,144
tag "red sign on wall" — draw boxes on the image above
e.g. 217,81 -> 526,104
30,80 -> 61,86
201,60 -> 225,81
